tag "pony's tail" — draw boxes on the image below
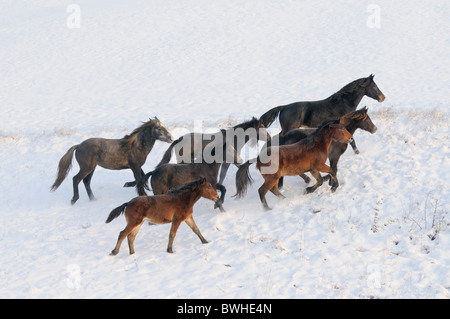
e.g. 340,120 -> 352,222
105,202 -> 128,223
234,160 -> 255,199
137,171 -> 153,193
156,136 -> 183,167
259,105 -> 286,128
50,145 -> 77,191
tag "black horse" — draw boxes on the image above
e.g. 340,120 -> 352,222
50,117 -> 173,204
265,107 -> 377,191
260,74 -> 385,137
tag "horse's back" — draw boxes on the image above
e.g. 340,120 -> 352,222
127,194 -> 176,224
279,98 -> 347,129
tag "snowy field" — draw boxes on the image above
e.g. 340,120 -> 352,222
1,1 -> 449,298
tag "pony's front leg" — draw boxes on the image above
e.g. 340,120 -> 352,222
214,184 -> 226,212
185,216 -> 208,245
218,163 -> 230,185
328,170 -> 339,192
350,138 -> 360,154
131,166 -> 147,196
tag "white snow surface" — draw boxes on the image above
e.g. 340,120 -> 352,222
1,0 -> 449,298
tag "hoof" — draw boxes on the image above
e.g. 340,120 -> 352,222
215,201 -> 226,212
305,187 -> 314,194
110,250 -> 118,256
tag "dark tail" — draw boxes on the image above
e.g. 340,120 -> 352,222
105,202 -> 128,223
50,145 -> 77,191
156,136 -> 183,167
137,171 -> 153,192
234,160 -> 255,199
260,105 -> 286,128
123,170 -> 153,190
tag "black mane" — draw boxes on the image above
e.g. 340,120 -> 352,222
328,77 -> 367,102
168,178 -> 205,195
303,119 -> 339,148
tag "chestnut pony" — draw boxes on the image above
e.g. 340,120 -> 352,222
235,120 -> 353,210
106,178 -> 219,255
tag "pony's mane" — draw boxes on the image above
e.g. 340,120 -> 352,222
121,119 -> 159,146
328,77 -> 369,102
232,117 -> 260,130
340,107 -> 368,125
168,178 -> 205,195
123,119 -> 157,139
303,119 -> 339,148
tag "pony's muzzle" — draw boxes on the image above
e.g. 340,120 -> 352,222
378,94 -> 385,102
347,137 -> 354,144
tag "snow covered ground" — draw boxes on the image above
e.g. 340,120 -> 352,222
0,0 -> 449,298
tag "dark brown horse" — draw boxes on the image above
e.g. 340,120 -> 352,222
235,120 -> 353,210
106,178 -> 219,255
259,74 -> 384,152
268,107 -> 377,191
50,117 -> 173,204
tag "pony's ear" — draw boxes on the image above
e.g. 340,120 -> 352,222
339,116 -> 351,126
200,177 -> 207,183
361,76 -> 372,87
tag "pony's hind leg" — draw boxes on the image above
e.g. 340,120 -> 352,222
258,174 -> 280,210
71,167 -> 94,205
127,223 -> 143,255
305,170 -> 324,194
110,222 -> 141,256
83,170 -> 96,201
185,216 -> 208,245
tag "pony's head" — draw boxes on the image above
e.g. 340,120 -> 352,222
340,107 -> 377,134
146,116 -> 173,143
361,74 -> 385,102
198,178 -> 220,202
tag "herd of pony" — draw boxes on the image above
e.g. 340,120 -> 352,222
50,75 -> 385,255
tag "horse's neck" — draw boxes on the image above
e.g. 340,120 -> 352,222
140,137 -> 156,153
177,189 -> 202,207
209,162 -> 222,175
314,131 -> 334,152
345,121 -> 359,135
337,87 -> 366,110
